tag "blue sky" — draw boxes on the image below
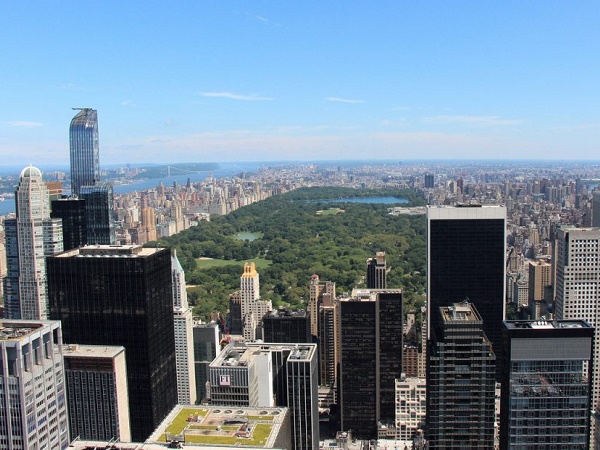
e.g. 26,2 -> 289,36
0,1 -> 598,165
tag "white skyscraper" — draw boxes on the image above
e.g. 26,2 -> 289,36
555,227 -> 600,411
240,262 -> 272,341
172,251 -> 197,405
3,166 -> 63,319
0,320 -> 70,449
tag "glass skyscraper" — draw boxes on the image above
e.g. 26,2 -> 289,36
70,108 -> 99,197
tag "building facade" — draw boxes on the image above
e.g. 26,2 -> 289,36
70,108 -> 100,197
47,245 -> 178,441
427,302 -> 496,449
338,289 -> 403,439
427,205 -> 506,378
366,251 -> 386,289
239,262 -> 271,341
4,166 -> 63,320
500,319 -> 593,449
0,320 -> 70,450
63,344 -> 131,442
171,252 -> 196,405
262,309 -> 311,343
79,182 -> 115,245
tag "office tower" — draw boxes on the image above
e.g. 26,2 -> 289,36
51,197 -> 87,250
193,322 -> 220,402
262,309 -> 311,343
240,262 -> 272,341
395,375 -> 426,441
0,320 -> 70,450
172,252 -> 196,405
80,182 -> 115,245
209,342 -> 319,450
70,108 -> 99,197
308,274 -> 335,337
427,302 -> 496,449
287,345 -> 320,450
63,344 -> 131,442
555,227 -> 600,415
527,260 -> 551,319
593,191 -> 600,227
424,174 -> 434,188
47,245 -> 177,441
366,251 -> 386,289
500,319 -> 593,449
338,289 -> 403,439
427,205 -> 506,378
3,166 -> 63,320
227,291 -> 243,334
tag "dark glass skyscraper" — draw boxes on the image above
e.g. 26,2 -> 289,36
262,309 -> 312,343
427,302 -> 496,449
427,205 -> 506,378
50,198 -> 87,251
70,108 -> 99,197
366,251 -> 386,289
338,289 -> 403,439
79,182 -> 115,245
47,245 -> 177,442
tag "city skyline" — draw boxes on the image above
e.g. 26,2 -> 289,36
1,2 -> 599,165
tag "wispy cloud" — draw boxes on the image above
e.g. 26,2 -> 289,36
325,97 -> 365,104
6,121 -> 43,128
200,91 -> 272,101
121,100 -> 135,107
425,115 -> 520,126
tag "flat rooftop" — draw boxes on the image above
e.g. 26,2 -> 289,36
56,244 -> 166,258
505,319 -> 592,330
62,344 -> 125,359
0,321 -> 45,341
147,405 -> 288,448
441,303 -> 482,323
212,343 -> 317,368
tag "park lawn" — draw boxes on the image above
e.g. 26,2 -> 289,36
195,257 -> 271,271
316,208 -> 345,216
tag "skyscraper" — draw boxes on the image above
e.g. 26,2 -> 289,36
193,322 -> 220,402
50,197 -> 87,251
366,251 -> 386,289
4,166 -> 63,319
0,320 -> 70,449
554,227 -> 600,414
80,182 -> 115,245
262,309 -> 311,343
500,319 -> 593,449
338,289 -> 403,439
427,302 -> 496,449
70,108 -> 99,197
47,245 -> 178,441
427,204 -> 506,377
63,344 -> 131,442
172,251 -> 196,405
240,262 -> 272,341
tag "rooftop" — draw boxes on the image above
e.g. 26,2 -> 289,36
505,319 -> 592,330
62,344 -> 125,359
211,343 -> 317,368
0,321 -> 46,341
56,245 -> 166,258
147,405 -> 288,448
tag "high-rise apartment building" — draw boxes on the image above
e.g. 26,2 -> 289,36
427,205 -> 506,378
308,275 -> 335,338
63,344 -> 131,442
500,319 -> 593,449
338,289 -> 403,439
240,262 -> 271,341
366,251 -> 386,289
4,166 -> 63,320
555,227 -> 600,414
527,259 -> 551,319
0,320 -> 70,450
172,252 -> 196,405
70,108 -> 99,197
427,302 -> 496,449
318,292 -> 339,390
395,375 -> 427,442
47,245 -> 178,441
